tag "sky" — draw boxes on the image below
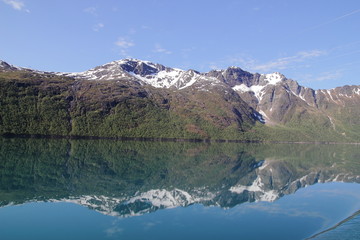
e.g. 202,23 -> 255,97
1,0 -> 360,90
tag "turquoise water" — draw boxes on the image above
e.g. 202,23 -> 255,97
0,138 -> 360,239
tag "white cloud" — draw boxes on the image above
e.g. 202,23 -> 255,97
141,25 -> 151,30
301,71 -> 342,84
251,50 -> 326,72
84,6 -> 97,16
115,37 -> 135,57
207,54 -> 256,71
2,0 -> 29,12
93,23 -> 104,32
228,55 -> 257,69
153,44 -> 172,54
129,28 -> 137,35
209,50 -> 326,73
180,47 -> 196,59
115,37 -> 135,49
303,8 -> 360,32
209,64 -> 220,70
297,50 -> 325,58
313,71 -> 342,82
119,49 -> 131,57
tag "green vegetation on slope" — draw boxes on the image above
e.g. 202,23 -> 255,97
0,71 -> 358,142
0,71 -> 72,136
0,71 -> 255,140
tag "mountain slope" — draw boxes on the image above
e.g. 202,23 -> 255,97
206,66 -> 360,141
0,59 -> 359,142
0,61 -> 257,140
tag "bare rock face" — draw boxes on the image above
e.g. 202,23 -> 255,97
0,60 -> 20,71
206,67 -> 257,87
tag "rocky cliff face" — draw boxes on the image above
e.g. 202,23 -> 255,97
206,66 -> 360,129
0,60 -> 16,71
61,59 -> 222,90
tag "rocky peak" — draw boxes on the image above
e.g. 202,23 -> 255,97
0,60 -> 9,68
0,60 -> 20,71
62,59 -> 209,90
206,67 -> 256,87
116,59 -> 168,76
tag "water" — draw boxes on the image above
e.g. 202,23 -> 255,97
0,138 -> 359,239
310,211 -> 360,240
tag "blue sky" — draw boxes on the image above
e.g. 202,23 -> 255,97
1,0 -> 360,89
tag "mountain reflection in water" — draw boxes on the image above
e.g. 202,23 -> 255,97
1,138 -> 359,219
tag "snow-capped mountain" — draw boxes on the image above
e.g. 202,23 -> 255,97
61,59 -> 221,90
1,58 -> 360,141
56,58 -> 360,127
207,66 -> 360,125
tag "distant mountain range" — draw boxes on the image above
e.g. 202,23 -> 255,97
0,59 -> 359,142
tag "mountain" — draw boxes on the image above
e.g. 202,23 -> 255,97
0,60 -> 20,71
61,59 -> 218,90
0,58 -> 359,142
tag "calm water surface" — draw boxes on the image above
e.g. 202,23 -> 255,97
0,138 -> 359,240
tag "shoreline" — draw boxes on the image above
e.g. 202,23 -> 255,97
2,133 -> 360,145
306,209 -> 360,239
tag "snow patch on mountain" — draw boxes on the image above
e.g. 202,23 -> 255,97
326,90 -> 336,102
353,88 -> 360,95
253,111 -> 266,123
60,59 -> 214,90
232,84 -> 266,101
62,60 -> 135,81
298,91 -> 307,102
263,72 -> 285,85
258,110 -> 269,122
232,72 -> 285,102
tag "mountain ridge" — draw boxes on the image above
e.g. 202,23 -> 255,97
2,58 -> 358,90
0,58 -> 359,142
